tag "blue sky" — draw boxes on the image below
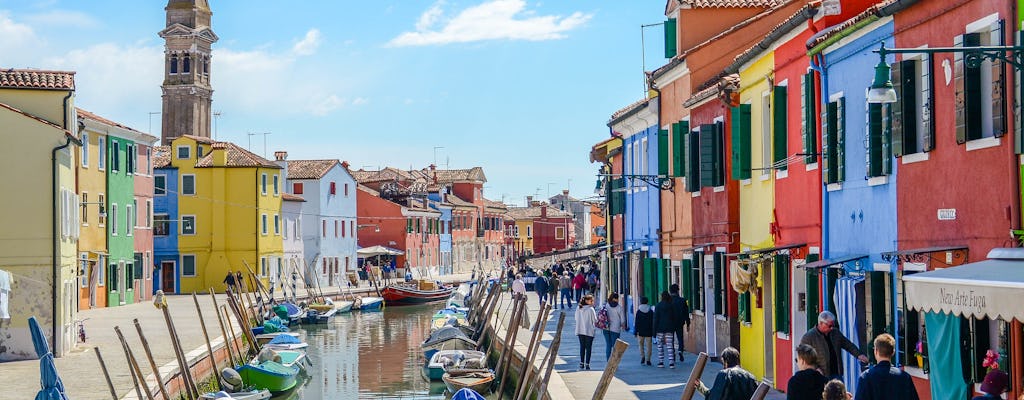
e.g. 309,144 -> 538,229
1,0 -> 667,206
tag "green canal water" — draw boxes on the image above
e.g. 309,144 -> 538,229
271,303 -> 499,400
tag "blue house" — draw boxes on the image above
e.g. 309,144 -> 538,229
429,192 -> 453,276
153,148 -> 179,294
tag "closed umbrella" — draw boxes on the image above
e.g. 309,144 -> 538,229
30,316 -> 68,400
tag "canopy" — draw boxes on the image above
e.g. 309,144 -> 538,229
800,254 -> 868,270
357,245 -> 404,257
30,316 -> 68,400
903,248 -> 1024,321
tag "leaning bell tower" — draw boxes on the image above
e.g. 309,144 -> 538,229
159,0 -> 218,145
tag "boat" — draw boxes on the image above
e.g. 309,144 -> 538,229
303,306 -> 338,324
334,300 -> 354,313
450,388 -> 487,400
255,332 -> 301,346
199,390 -> 271,400
421,326 -> 477,360
383,280 -> 455,306
422,349 -> 486,381
353,296 -> 384,311
264,334 -> 308,351
442,369 -> 494,394
271,302 -> 305,326
446,283 -> 473,308
274,349 -> 308,370
431,308 -> 469,331
235,361 -> 300,393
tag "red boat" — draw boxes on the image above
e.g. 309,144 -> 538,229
382,280 -> 455,306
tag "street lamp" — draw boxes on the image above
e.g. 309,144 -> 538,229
866,55 -> 897,104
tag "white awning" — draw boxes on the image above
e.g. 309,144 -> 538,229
903,248 -> 1024,322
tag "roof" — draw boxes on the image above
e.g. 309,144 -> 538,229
181,134 -> 216,144
483,199 -> 507,211
649,56 -> 687,82
0,69 -> 75,90
681,0 -> 781,8
729,3 -> 820,69
806,0 -> 918,52
153,146 -> 172,168
195,142 -> 281,168
282,193 -> 305,202
684,74 -> 740,107
288,159 -> 339,180
0,101 -> 73,136
505,205 -> 573,220
607,97 -> 650,126
675,0 -> 799,65
77,108 -> 155,141
446,195 -> 476,208
351,167 -> 419,183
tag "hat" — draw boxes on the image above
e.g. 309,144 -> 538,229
980,370 -> 1008,394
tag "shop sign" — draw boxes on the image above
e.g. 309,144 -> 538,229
937,208 -> 957,221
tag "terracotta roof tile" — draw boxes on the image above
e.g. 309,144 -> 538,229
446,195 -> 476,208
505,205 -> 572,220
351,167 -> 417,183
153,146 -> 172,168
682,0 -> 781,8
731,3 -> 820,64
484,199 -> 507,210
684,74 -> 740,107
288,159 -> 339,180
181,134 -> 217,144
195,142 -> 281,168
0,69 -> 75,90
282,193 -> 305,202
806,0 -> 916,51
77,107 -> 152,137
607,97 -> 650,126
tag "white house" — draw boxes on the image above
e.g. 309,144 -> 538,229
279,156 -> 358,288
280,192 -> 304,292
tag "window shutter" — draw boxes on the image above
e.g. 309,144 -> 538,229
699,124 -> 716,188
964,33 -> 984,142
691,252 -> 703,311
883,104 -> 892,176
713,252 -> 724,315
921,55 -> 935,151
714,122 -> 726,186
954,35 -> 968,144
658,129 -> 669,176
773,86 -> 788,170
664,18 -> 678,58
672,122 -> 686,177
837,97 -> 846,182
822,101 -> 836,184
680,258 -> 692,309
890,62 -> 905,157
686,129 -> 700,192
867,103 -> 884,177
731,104 -> 752,180
611,178 -> 626,215
991,20 -> 1007,137
805,254 -> 820,331
774,254 -> 790,334
802,71 -> 817,164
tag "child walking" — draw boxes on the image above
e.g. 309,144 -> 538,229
653,291 -> 678,368
634,296 -> 654,365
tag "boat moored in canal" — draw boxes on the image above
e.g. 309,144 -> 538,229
383,280 -> 455,306
421,326 -> 476,359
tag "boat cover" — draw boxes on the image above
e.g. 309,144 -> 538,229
451,388 -> 487,400
422,326 -> 469,348
268,334 -> 302,345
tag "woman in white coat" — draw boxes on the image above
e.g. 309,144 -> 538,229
575,294 -> 597,370
601,292 -> 628,360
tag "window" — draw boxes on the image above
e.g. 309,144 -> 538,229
80,193 -> 88,224
110,203 -> 119,236
134,253 -> 144,280
773,85 -> 788,171
126,203 -> 134,236
146,147 -> 152,174
183,55 -> 191,73
891,56 -> 935,156
81,133 -> 89,167
126,143 -> 135,174
111,140 -> 120,172
181,175 -> 196,195
98,194 -> 106,226
181,255 -> 196,277
145,252 -> 152,280
146,200 -> 152,228
97,255 -> 105,286
341,220 -> 346,237
526,225 -> 533,238
170,55 -> 178,74
761,92 -> 772,177
261,174 -> 267,195
774,254 -> 791,334
672,121 -> 689,178
108,263 -> 118,291
344,183 -> 349,196
262,214 -> 268,235
802,71 -> 818,164
274,215 -> 281,235
350,221 -> 354,237
823,96 -> 847,184
514,226 -> 520,238
641,138 -> 649,177
658,127 -> 670,177
323,220 -> 327,237
866,100 -> 892,178
181,215 -> 196,235
154,175 -> 167,195
955,21 -> 1007,143
154,213 -> 170,236
329,182 -> 336,195
690,254 -> 704,312
98,137 -> 106,170
701,123 -> 726,188
176,145 -> 190,159
293,182 -> 303,194
335,220 -> 339,238
273,175 -> 279,195
731,104 -> 752,180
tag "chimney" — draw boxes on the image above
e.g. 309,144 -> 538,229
211,142 -> 228,166
274,151 -> 288,161
526,196 -> 533,205
273,150 -> 288,181
341,160 -> 350,169
541,204 -> 547,218
562,189 -> 569,197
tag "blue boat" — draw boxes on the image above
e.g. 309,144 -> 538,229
355,296 -> 384,311
451,388 -> 486,400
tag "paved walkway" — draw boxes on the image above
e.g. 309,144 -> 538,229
495,291 -> 786,400
0,272 -> 475,399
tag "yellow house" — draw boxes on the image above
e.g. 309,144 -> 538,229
735,52 -> 779,382
170,135 -> 284,293
76,113 -> 109,310
0,69 -> 81,360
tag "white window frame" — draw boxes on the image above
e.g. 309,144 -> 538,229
273,174 -> 279,196
965,14 -> 1001,141
181,215 -> 196,235
144,252 -> 152,280
181,254 -> 197,277
154,213 -> 170,236
98,137 -> 106,170
181,174 -> 196,196
110,203 -> 119,236
274,214 -> 281,235
526,225 -> 533,238
154,174 -> 167,196
146,200 -> 153,228
110,140 -> 120,173
81,133 -> 89,168
261,173 -> 268,195
146,147 -> 152,175
80,192 -> 89,226
126,203 -> 134,236
176,145 -> 191,159
98,193 -> 106,226
262,214 -> 268,235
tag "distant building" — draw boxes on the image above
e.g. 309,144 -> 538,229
505,200 -> 574,255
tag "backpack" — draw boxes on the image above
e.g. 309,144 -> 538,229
587,273 -> 597,286
595,305 -> 610,330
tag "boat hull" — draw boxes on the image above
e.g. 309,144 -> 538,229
442,371 -> 494,394
356,297 -> 384,311
236,361 -> 300,393
383,285 -> 454,306
423,350 -> 486,381
422,336 -> 477,360
199,390 -> 271,400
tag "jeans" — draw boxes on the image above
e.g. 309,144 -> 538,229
578,334 -> 594,365
675,329 -> 685,358
537,291 -> 548,305
560,289 -> 573,308
656,332 -> 675,365
638,336 -> 653,361
574,288 -> 584,302
603,330 -> 621,360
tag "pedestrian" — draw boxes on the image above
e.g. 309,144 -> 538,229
600,292 -> 627,360
823,380 -> 852,400
586,270 -> 599,295
799,311 -> 868,379
572,271 -> 586,302
669,284 -> 691,361
547,273 -> 559,305
575,294 -> 597,370
511,274 -> 526,296
653,291 -> 678,368
223,271 -> 237,291
697,347 -> 758,400
534,271 -> 549,305
854,333 -> 919,400
973,370 -> 1009,400
786,344 -> 828,400
558,272 -> 573,309
634,296 -> 654,366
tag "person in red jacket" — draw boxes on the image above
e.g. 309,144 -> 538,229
572,270 -> 587,302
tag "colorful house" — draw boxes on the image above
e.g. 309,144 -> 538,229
281,192 -> 305,289
590,136 -> 624,309
0,69 -> 81,359
504,201 -> 574,256
170,135 -> 284,293
76,112 -> 110,309
153,146 -> 180,293
427,193 -> 454,275
132,133 -> 157,303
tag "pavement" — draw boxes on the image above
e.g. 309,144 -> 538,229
493,290 -> 787,400
0,272 -> 476,399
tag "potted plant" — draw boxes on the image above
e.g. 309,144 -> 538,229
914,341 -> 925,368
982,349 -> 1001,372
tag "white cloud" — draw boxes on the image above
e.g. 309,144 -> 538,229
352,97 -> 368,106
0,11 -> 44,64
388,0 -> 591,47
23,10 -> 99,29
310,95 -> 344,116
291,28 -> 322,56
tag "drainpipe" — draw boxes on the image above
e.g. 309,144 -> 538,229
52,91 -> 82,352
808,52 -> 829,312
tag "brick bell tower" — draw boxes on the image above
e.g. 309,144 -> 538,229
159,0 -> 218,145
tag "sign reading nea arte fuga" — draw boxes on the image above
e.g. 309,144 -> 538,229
938,287 -> 987,313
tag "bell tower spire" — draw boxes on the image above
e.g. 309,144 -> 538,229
159,0 -> 218,145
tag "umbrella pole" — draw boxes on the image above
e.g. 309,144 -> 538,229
192,292 -> 222,391
132,319 -> 171,400
115,326 -> 155,400
94,346 -> 119,400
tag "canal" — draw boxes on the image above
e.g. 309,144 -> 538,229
273,302 -> 497,399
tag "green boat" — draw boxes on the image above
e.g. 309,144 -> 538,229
236,361 -> 300,393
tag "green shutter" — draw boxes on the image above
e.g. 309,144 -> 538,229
610,178 -> 625,215
954,34 -> 967,144
699,124 -> 716,188
837,97 -> 846,182
739,291 -> 751,324
692,252 -> 703,312
802,72 -> 817,164
868,103 -> 884,177
681,258 -> 692,308
407,218 -> 413,233
991,20 -> 1007,137
672,121 -> 687,177
664,18 -> 678,58
687,128 -> 700,192
774,254 -> 790,334
773,85 -> 788,170
805,254 -> 820,331
658,129 -> 669,176
823,101 -> 837,184
714,122 -> 725,186
891,61 -> 905,157
731,104 -> 752,180
713,252 -> 724,315
921,55 -> 935,152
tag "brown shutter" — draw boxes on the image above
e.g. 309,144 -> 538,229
954,34 -> 967,144
921,55 -> 935,152
991,20 -> 1007,137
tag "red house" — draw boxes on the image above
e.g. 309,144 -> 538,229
505,201 -> 573,255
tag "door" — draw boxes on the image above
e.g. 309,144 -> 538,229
791,261 -> 809,372
88,261 -> 97,308
117,261 -> 126,305
161,261 -> 175,293
704,254 -> 719,357
763,261 -> 774,384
